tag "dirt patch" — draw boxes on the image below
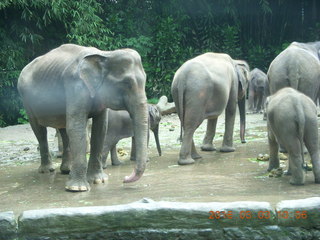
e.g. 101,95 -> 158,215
0,112 -> 319,215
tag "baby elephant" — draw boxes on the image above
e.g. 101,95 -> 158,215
266,87 -> 320,185
102,104 -> 162,168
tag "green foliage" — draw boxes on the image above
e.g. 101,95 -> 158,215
1,0 -> 319,126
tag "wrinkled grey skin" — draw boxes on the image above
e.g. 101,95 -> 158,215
248,68 -> 268,113
171,53 -> 250,165
266,88 -> 320,185
268,41 -> 320,102
102,104 -> 162,168
17,44 -> 148,192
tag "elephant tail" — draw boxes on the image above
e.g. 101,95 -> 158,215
295,100 -> 305,167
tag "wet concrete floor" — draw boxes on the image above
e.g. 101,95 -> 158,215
0,112 -> 319,215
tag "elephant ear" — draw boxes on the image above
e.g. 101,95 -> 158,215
235,60 -> 250,97
78,54 -> 108,98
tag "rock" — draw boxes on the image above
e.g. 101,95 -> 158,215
257,154 -> 269,161
269,168 -> 283,178
23,147 -> 30,151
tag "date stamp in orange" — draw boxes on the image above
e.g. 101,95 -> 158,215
208,210 -> 308,220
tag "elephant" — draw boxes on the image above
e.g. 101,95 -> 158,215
171,52 -> 250,165
17,44 -> 148,192
102,104 -> 162,168
267,41 -> 320,102
248,68 -> 268,113
266,87 -> 320,185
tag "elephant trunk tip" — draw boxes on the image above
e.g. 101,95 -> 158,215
123,168 -> 144,183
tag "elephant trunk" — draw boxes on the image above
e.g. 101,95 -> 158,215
238,96 -> 246,143
152,124 -> 162,156
123,100 -> 148,183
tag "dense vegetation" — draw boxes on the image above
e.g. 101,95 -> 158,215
1,0 -> 319,126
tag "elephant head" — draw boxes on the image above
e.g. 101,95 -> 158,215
148,104 -> 162,156
234,60 -> 250,143
78,49 -> 148,183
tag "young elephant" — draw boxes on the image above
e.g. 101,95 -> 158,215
102,104 -> 162,168
266,87 -> 320,185
248,68 -> 268,113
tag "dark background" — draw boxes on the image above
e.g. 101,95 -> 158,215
1,0 -> 319,126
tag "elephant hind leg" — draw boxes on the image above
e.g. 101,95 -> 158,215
179,124 -> 202,165
283,139 -> 305,185
29,118 -> 54,173
304,119 -> 320,183
201,118 -> 217,151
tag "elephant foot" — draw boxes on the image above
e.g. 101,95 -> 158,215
241,139 -> 246,144
219,146 -> 235,152
112,161 -> 122,166
65,179 -> 90,192
201,144 -> 216,151
191,153 -> 202,160
315,178 -> 320,184
289,178 -> 304,186
60,161 -> 71,174
178,158 -> 195,165
87,170 -> 108,184
283,170 -> 292,176
38,164 -> 55,173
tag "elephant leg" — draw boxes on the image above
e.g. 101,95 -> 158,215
29,118 -> 54,173
191,140 -> 202,159
87,110 -> 108,184
304,120 -> 320,183
55,129 -> 63,158
287,142 -> 305,185
220,103 -> 236,152
111,145 -> 122,166
267,128 -> 279,172
58,128 -> 71,174
65,114 -> 90,191
179,128 -> 196,165
201,118 -> 217,151
248,90 -> 255,112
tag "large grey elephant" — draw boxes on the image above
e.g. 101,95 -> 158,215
102,104 -> 162,168
248,68 -> 268,113
268,41 -> 320,102
266,87 -> 320,185
17,44 -> 148,192
171,52 -> 250,165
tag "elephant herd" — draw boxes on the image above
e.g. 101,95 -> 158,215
17,41 -> 320,192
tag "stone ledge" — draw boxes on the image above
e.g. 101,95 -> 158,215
1,197 -> 319,240
0,211 -> 17,239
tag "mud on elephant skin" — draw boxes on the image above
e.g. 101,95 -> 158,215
17,44 -> 149,192
268,41 -> 320,103
248,68 -> 268,113
171,52 -> 250,165
266,87 -> 320,185
101,104 -> 162,168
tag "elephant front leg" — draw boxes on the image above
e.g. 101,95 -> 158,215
65,116 -> 90,192
58,128 -> 71,174
87,110 -> 108,184
201,119 -> 217,151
